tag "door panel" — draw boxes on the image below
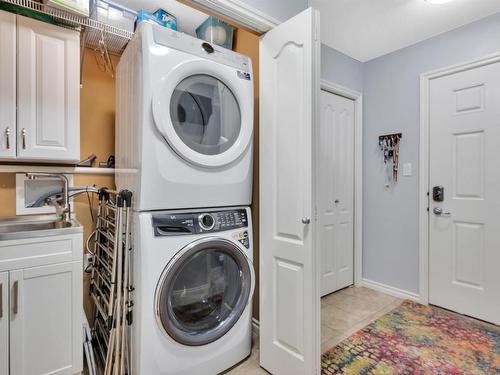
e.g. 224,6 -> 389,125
10,262 -> 82,375
429,61 -> 500,325
0,10 -> 16,160
260,7 -> 320,375
17,15 -> 80,162
0,271 -> 8,375
319,91 -> 354,296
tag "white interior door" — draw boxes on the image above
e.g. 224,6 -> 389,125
260,7 -> 320,375
429,60 -> 500,325
319,90 -> 354,297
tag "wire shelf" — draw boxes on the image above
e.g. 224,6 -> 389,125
1,0 -> 133,54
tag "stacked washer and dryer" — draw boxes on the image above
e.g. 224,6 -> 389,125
116,21 -> 255,375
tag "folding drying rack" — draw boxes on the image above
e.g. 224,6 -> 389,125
89,188 -> 133,375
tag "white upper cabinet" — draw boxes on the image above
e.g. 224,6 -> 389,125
17,15 -> 80,162
0,10 -> 80,163
0,11 -> 16,160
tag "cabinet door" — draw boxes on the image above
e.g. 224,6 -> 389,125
10,262 -> 82,375
0,10 -> 16,160
17,15 -> 80,162
0,272 -> 8,375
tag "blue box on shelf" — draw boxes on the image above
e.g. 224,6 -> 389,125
153,8 -> 177,30
196,16 -> 234,50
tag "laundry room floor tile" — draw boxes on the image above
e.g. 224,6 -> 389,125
228,286 -> 401,373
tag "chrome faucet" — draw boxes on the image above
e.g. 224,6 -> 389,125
25,173 -> 71,221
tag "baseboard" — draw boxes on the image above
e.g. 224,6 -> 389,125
361,278 -> 421,302
251,318 -> 259,337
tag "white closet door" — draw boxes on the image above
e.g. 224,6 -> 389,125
429,60 -> 500,325
0,10 -> 16,160
17,15 -> 80,162
260,7 -> 321,375
319,90 -> 354,297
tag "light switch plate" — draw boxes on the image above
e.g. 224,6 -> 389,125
402,163 -> 412,177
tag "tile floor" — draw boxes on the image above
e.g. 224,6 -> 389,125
226,286 -> 402,374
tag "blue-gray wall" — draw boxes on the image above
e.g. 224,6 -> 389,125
240,0 -> 308,22
362,12 -> 500,294
321,44 -> 363,93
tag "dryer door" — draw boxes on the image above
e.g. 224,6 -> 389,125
155,238 -> 254,346
152,60 -> 253,168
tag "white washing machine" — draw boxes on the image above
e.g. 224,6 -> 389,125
132,207 -> 255,375
116,23 -> 254,211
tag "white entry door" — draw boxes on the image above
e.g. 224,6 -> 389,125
319,90 -> 354,297
429,59 -> 500,325
260,7 -> 321,375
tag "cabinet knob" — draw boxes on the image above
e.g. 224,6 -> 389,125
5,127 -> 10,150
21,128 -> 26,150
301,217 -> 311,225
12,280 -> 18,315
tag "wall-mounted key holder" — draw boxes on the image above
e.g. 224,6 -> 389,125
378,133 -> 402,188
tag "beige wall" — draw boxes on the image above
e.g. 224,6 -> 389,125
232,28 -> 260,320
0,48 -> 117,319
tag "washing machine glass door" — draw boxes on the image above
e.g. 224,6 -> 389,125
152,60 -> 253,168
155,238 -> 254,346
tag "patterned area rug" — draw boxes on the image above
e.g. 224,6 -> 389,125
322,300 -> 500,374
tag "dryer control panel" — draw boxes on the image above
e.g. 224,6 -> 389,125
152,209 -> 248,237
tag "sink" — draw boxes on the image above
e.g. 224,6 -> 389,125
0,215 -> 82,241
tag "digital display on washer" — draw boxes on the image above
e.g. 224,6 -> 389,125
153,209 -> 248,236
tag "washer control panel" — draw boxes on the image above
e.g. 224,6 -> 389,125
153,209 -> 248,236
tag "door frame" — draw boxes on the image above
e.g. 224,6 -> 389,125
320,80 -> 363,287
418,51 -> 500,305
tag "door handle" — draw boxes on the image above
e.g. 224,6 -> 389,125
433,207 -> 451,217
301,217 -> 311,225
5,127 -> 10,150
12,280 -> 18,315
0,283 -> 2,319
21,128 -> 26,150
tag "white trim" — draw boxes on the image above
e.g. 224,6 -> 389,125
319,80 -> 363,287
251,317 -> 259,337
0,165 -> 115,175
361,278 -> 420,302
183,0 -> 280,33
419,51 -> 500,306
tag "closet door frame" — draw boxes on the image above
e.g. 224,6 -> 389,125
319,80 -> 363,288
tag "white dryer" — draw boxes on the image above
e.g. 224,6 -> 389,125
132,207 -> 254,375
116,23 -> 254,211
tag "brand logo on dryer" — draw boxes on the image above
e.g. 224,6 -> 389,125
237,71 -> 251,80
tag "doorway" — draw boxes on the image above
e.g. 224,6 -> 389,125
420,53 -> 500,326
318,89 -> 355,296
318,81 -> 363,297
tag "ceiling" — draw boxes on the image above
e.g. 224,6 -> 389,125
118,0 -> 208,36
310,0 -> 500,62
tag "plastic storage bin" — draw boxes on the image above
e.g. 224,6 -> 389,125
43,0 -> 89,17
90,0 -> 137,33
196,16 -> 234,50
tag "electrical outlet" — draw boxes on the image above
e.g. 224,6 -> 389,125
83,253 -> 94,271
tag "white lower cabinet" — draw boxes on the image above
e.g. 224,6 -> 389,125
10,262 -> 82,375
0,233 -> 83,375
0,272 -> 9,375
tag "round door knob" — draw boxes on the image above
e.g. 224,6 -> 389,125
301,217 -> 311,225
334,200 -> 340,204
